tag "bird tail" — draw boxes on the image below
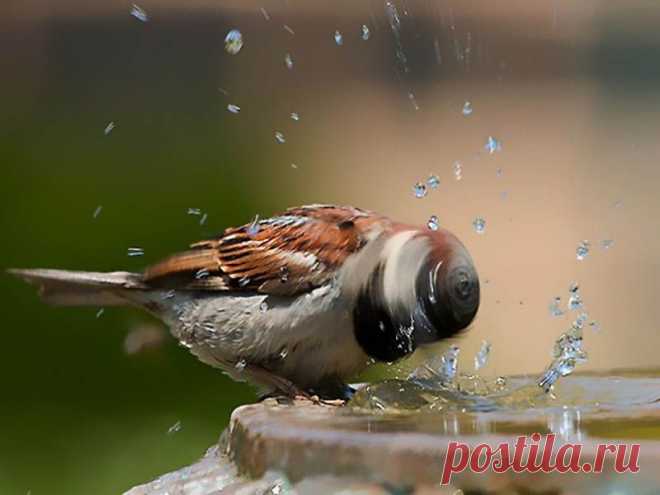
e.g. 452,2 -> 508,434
7,268 -> 147,307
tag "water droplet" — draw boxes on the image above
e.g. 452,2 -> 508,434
334,30 -> 343,46
549,297 -> 564,317
130,4 -> 148,22
441,345 -> 460,382
127,247 -> 144,257
274,131 -> 286,144
408,92 -> 419,110
361,24 -> 371,40
484,136 -> 502,154
290,163 -> 298,169
104,122 -> 115,135
472,217 -> 486,234
462,101 -> 473,116
290,112 -> 300,121
279,348 -> 288,360
568,292 -> 583,311
384,1 -> 408,73
167,420 -> 181,435
259,301 -> 268,312
576,240 -> 590,261
279,266 -> 289,283
260,7 -> 270,21
235,359 -> 247,372
413,182 -> 427,198
224,29 -> 243,55
238,277 -> 251,288
427,215 -> 439,231
96,308 -> 105,319
92,205 -> 103,219
453,161 -> 463,181
187,208 -> 201,216
600,239 -> 614,250
284,53 -> 294,69
227,103 -> 241,114
427,175 -> 440,189
283,24 -> 295,36
474,340 -> 491,371
199,213 -> 208,225
247,214 -> 260,236
195,268 -> 210,280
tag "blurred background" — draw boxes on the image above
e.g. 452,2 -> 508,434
2,0 -> 660,493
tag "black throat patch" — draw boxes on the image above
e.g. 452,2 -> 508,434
352,265 -> 417,363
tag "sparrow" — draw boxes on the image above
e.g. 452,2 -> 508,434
9,204 -> 480,399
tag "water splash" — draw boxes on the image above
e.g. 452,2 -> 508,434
538,322 -> 587,393
548,296 -> 565,317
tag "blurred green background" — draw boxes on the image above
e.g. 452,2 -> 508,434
3,0 -> 660,493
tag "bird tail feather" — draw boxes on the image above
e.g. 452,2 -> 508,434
7,268 -> 147,307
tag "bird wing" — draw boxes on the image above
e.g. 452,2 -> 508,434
143,205 -> 384,295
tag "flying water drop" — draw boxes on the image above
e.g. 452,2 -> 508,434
130,4 -> 148,22
427,215 -> 439,231
474,340 -> 491,371
576,240 -> 590,261
413,182 -> 427,199
453,161 -> 463,181
361,24 -> 371,41
472,217 -> 486,234
127,247 -> 144,257
224,30 -> 243,55
334,30 -> 343,46
484,136 -> 502,154
284,53 -> 294,69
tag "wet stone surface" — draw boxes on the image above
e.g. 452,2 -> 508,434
126,372 -> 660,494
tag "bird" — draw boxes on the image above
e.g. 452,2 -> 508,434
8,204 -> 480,399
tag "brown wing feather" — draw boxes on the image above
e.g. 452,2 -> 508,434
143,205 -> 385,295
